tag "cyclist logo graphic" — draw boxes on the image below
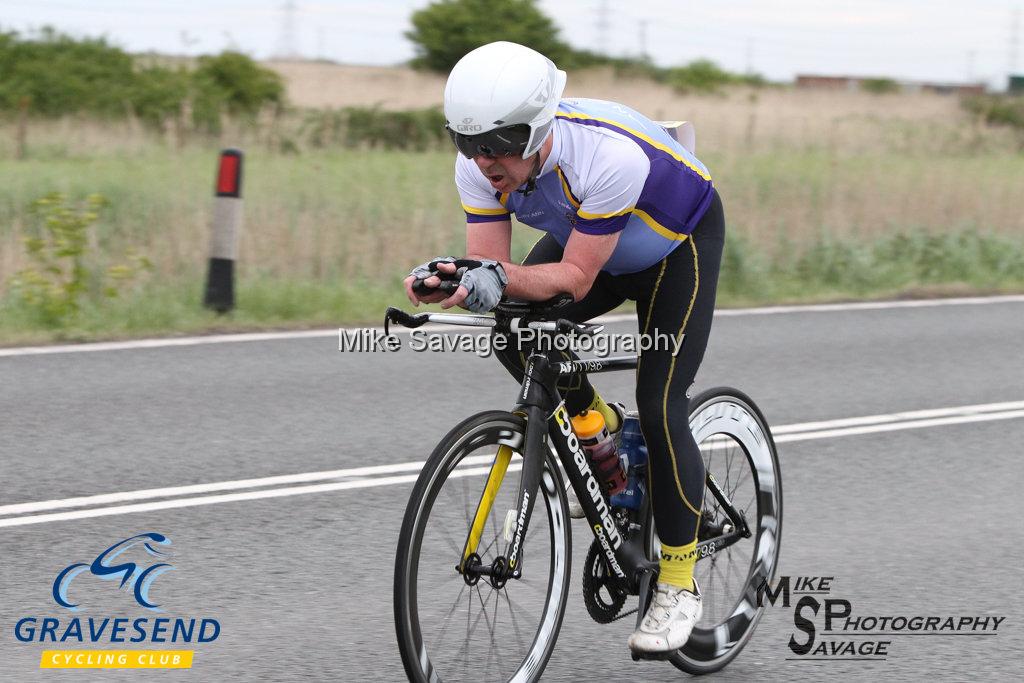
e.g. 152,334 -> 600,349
52,532 -> 174,612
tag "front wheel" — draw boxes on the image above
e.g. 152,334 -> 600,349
394,411 -> 572,683
655,387 -> 783,674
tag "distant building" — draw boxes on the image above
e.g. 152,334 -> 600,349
1009,75 -> 1024,94
795,75 -> 862,91
796,74 -> 986,95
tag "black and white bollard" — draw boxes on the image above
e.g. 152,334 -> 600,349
203,149 -> 244,313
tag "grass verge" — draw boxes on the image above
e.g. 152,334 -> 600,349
3,229 -> 1023,346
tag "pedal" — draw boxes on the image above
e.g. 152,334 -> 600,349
630,649 -> 675,662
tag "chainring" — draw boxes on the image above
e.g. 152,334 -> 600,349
582,538 -> 629,624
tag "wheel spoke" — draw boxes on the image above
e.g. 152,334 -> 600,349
433,517 -> 466,557
473,586 -> 501,677
396,419 -> 576,680
744,491 -> 756,515
725,446 -> 733,493
731,461 -> 752,498
461,475 -> 473,534
429,583 -> 468,656
502,588 -> 528,655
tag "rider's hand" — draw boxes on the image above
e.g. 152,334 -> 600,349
435,262 -> 469,310
405,256 -> 455,306
438,260 -> 508,313
404,274 -> 449,306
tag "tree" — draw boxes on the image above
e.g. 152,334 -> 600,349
406,0 -> 570,73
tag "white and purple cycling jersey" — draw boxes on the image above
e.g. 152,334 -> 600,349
455,98 -> 714,275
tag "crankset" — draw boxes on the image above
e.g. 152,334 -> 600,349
582,539 -> 630,623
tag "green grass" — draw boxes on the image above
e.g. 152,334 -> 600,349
2,119 -> 1023,345
3,229 -> 1023,346
0,276 -> 403,345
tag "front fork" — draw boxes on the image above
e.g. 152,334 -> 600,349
458,404 -> 548,584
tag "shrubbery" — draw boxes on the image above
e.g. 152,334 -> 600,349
861,78 -> 900,94
961,94 -> 1024,131
407,0 -> 762,93
9,193 -> 151,326
406,0 -> 571,72
0,27 -> 283,131
300,107 -> 448,151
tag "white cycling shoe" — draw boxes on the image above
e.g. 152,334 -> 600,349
627,581 -> 703,653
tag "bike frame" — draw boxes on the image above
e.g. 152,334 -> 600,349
382,305 -> 752,595
463,350 -> 752,595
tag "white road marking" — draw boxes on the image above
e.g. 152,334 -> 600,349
1,401 -> 1021,528
1,294 -> 1022,357
0,464 -> 524,529
774,409 -> 1024,443
770,400 -> 1024,434
0,454 -> 501,516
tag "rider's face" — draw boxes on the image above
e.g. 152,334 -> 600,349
473,152 -> 536,194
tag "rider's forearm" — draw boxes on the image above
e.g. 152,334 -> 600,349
500,261 -> 593,301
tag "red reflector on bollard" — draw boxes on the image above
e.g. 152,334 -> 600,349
216,150 -> 243,197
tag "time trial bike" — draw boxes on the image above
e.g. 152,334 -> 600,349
389,292 -> 782,682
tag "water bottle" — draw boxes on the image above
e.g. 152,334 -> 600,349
610,414 -> 647,510
571,410 -> 627,495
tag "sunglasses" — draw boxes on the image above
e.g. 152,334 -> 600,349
446,124 -> 531,159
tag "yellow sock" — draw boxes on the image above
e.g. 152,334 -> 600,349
659,540 -> 697,591
587,393 -> 620,432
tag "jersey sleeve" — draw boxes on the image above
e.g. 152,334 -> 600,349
574,139 -> 649,235
454,155 -> 511,224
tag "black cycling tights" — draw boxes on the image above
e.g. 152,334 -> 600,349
493,190 -> 725,546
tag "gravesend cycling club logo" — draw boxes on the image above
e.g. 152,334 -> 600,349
12,532 -> 221,670
53,533 -> 174,611
757,575 -> 1007,663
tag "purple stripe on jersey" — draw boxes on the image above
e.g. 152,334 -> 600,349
575,213 -> 630,235
466,211 -> 510,224
557,115 -> 713,234
636,158 -> 715,234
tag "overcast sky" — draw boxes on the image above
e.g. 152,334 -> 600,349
3,0 -> 1022,87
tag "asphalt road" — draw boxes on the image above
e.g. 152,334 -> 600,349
2,297 -> 1023,681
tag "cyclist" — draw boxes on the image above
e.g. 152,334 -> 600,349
404,41 -> 725,655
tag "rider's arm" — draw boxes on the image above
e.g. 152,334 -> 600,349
502,138 -> 646,301
502,231 -> 620,301
466,219 -> 512,263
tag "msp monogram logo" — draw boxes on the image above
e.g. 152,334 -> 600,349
12,531 -> 221,670
757,575 -> 1007,663
53,533 -> 175,611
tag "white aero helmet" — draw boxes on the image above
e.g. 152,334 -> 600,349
444,41 -> 567,159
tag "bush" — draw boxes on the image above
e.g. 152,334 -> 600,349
404,0 -> 767,95
663,60 -> 747,94
0,28 -> 284,132
961,94 -> 1024,130
406,0 -> 571,72
0,27 -> 135,117
129,65 -> 191,126
9,193 -> 151,326
301,107 -> 447,151
192,51 -> 284,122
862,78 -> 900,94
